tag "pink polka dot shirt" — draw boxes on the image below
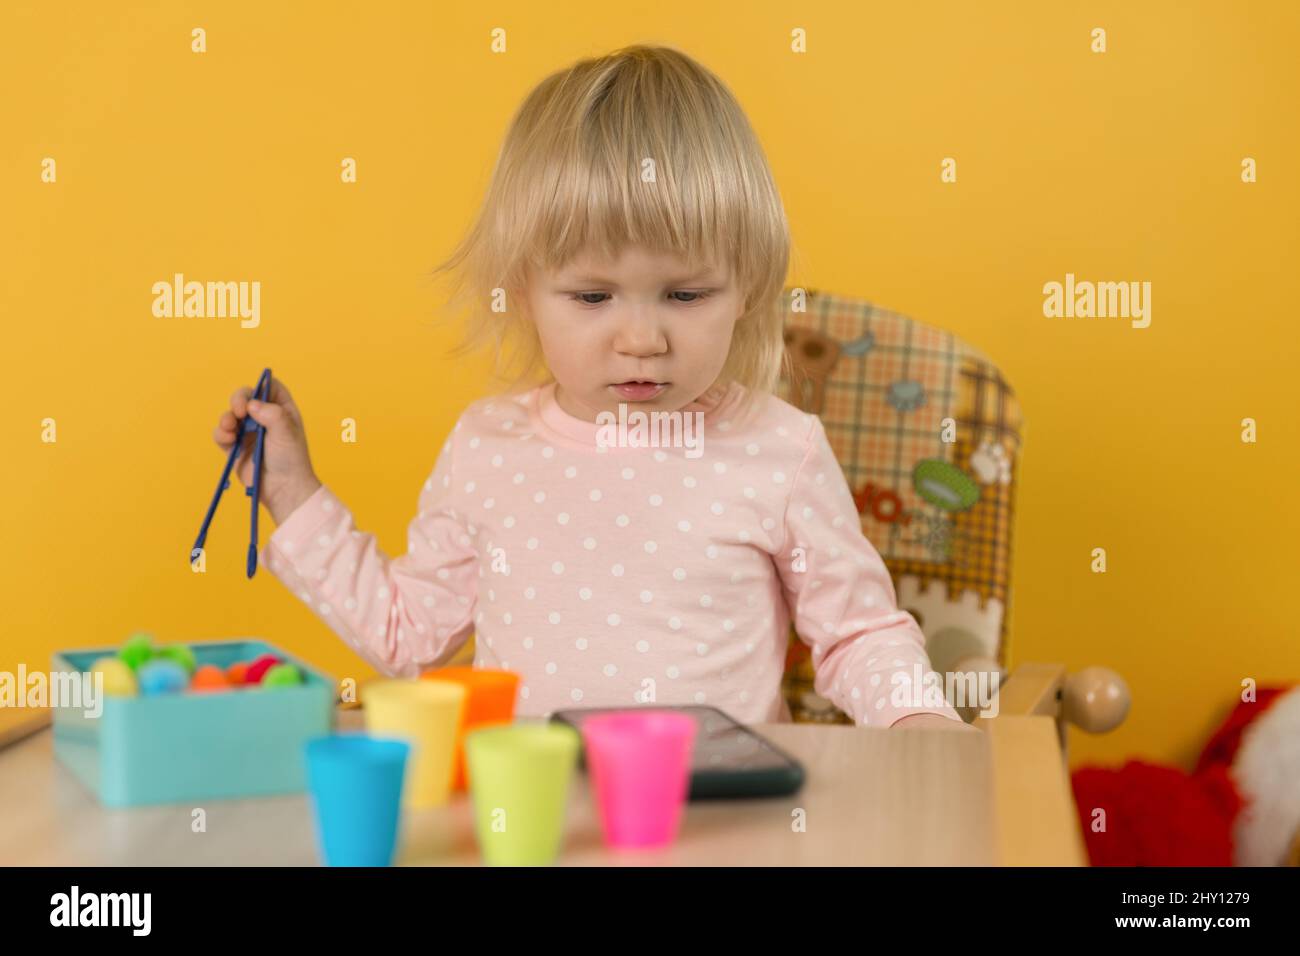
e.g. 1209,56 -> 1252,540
261,380 -> 961,728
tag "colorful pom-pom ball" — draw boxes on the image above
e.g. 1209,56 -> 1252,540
190,664 -> 230,693
244,654 -> 281,685
91,656 -> 138,697
118,632 -> 155,671
261,663 -> 302,689
155,644 -> 197,676
137,659 -> 189,695
226,661 -> 251,685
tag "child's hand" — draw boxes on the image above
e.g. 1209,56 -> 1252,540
891,713 -> 980,732
213,375 -> 322,524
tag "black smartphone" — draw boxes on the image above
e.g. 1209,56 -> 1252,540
548,704 -> 805,800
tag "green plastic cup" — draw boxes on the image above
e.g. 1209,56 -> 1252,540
464,721 -> 580,866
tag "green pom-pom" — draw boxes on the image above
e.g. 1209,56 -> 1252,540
155,644 -> 197,676
118,632 -> 155,672
261,663 -> 302,688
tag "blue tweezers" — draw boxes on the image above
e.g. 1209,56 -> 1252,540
192,368 -> 272,578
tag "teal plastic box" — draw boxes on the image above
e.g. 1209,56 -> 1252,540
51,640 -> 335,808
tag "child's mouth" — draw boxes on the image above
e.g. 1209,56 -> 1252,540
611,381 -> 668,400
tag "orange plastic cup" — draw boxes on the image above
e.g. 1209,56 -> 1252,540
420,667 -> 520,790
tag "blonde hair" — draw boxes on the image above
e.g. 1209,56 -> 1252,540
427,44 -> 793,422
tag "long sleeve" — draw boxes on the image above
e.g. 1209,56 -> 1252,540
775,416 -> 962,728
259,432 -> 478,677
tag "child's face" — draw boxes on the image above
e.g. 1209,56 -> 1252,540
523,244 -> 744,422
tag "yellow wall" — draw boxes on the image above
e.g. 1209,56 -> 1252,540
3,1 -> 1297,768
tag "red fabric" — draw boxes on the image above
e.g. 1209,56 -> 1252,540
1071,761 -> 1240,866
1194,686 -> 1288,776
1069,686 -> 1292,866
1195,763 -> 1245,832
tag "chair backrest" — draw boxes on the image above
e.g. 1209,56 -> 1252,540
777,288 -> 1024,723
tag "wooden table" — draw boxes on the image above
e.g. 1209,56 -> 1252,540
0,710 -> 1085,866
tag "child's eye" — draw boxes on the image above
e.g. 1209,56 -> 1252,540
567,290 -> 713,307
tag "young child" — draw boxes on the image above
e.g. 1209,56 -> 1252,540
213,45 -> 967,731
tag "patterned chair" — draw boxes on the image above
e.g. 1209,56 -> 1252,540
775,288 -> 1134,750
777,287 -> 1023,724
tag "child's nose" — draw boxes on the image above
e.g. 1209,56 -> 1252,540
614,309 -> 668,353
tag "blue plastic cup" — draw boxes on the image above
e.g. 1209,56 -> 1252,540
304,734 -> 410,866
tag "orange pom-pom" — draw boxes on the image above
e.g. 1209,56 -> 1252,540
226,661 -> 250,685
191,664 -> 231,693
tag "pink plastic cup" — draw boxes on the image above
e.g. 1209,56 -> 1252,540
580,710 -> 697,849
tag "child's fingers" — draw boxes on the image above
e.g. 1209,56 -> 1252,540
267,375 -> 295,407
213,421 -> 252,453
214,406 -> 243,440
245,398 -> 287,431
229,386 -> 254,418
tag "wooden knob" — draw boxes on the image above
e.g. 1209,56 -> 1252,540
1062,666 -> 1130,733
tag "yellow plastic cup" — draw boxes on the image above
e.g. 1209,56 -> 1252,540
420,666 -> 520,791
464,721 -> 581,866
360,679 -> 466,809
